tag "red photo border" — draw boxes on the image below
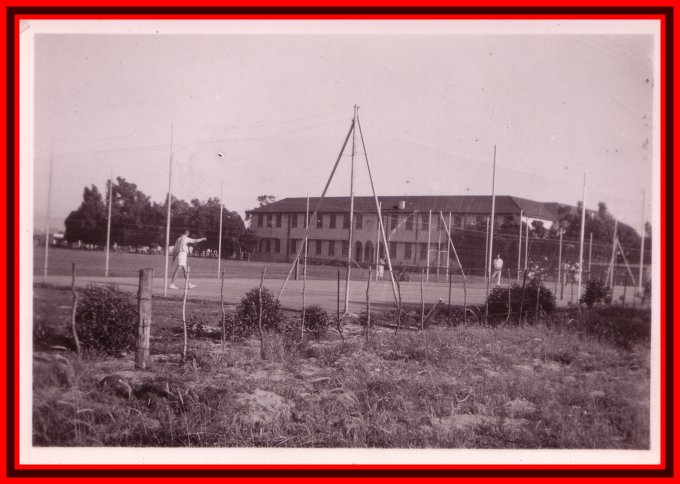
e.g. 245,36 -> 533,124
3,2 -> 673,481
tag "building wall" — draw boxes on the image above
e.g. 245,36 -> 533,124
250,210 -> 529,268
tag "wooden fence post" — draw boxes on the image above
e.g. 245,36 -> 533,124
420,269 -> 425,331
220,269 -> 226,347
365,267 -> 372,343
258,267 -> 267,360
505,268 -> 512,325
181,267 -> 189,361
70,262 -> 81,358
136,268 -> 153,369
395,278 -> 402,334
336,269 -> 344,341
535,275 -> 541,324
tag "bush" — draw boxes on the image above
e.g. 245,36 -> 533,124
233,287 -> 285,340
486,280 -> 555,323
583,307 -> 650,349
75,285 -> 137,356
303,305 -> 329,338
579,279 -> 612,308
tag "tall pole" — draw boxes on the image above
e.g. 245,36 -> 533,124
426,210 -> 432,282
485,145 -> 497,323
446,212 -> 452,278
556,229 -> 563,295
302,195 -> 309,332
217,181 -> 223,279
487,145 -> 497,292
344,106 -> 358,313
304,193 -> 309,306
588,232 -> 593,281
524,216 -> 529,271
279,117 -> 355,299
356,113 -> 400,307
608,219 -> 619,288
163,123 -> 174,297
484,217 -> 490,283
105,168 -> 114,277
375,202 -> 381,282
43,143 -> 54,282
436,229 -> 442,282
577,173 -> 587,298
517,209 -> 523,283
638,190 -> 646,293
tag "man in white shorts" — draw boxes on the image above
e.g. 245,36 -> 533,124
492,254 -> 504,287
169,229 -> 207,289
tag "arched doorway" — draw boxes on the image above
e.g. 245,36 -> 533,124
355,241 -> 363,263
364,240 -> 374,264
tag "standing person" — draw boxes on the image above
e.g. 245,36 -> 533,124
377,256 -> 385,281
169,229 -> 207,289
492,254 -> 504,286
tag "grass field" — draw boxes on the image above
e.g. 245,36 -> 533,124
33,248 -> 641,314
32,284 -> 651,453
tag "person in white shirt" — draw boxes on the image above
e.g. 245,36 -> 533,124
492,254 -> 504,287
377,257 -> 385,280
169,230 -> 207,289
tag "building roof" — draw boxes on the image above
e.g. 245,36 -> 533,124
247,195 -> 560,221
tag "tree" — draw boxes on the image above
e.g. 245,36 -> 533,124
64,185 -> 107,245
239,229 -> 258,259
530,220 -> 547,238
109,177 -> 155,246
257,195 -> 276,207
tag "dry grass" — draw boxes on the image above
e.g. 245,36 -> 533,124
32,284 -> 650,449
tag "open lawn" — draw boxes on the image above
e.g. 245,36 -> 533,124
34,248 -> 642,313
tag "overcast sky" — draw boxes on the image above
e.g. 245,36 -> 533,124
27,21 -> 656,234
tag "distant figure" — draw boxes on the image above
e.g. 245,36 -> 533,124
169,230 -> 207,290
492,254 -> 503,286
377,257 -> 385,280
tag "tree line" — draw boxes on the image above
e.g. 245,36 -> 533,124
64,177 -> 257,259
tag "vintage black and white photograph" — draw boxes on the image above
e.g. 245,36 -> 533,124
21,18 -> 660,465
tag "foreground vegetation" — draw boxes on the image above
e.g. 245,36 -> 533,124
33,284 -> 650,449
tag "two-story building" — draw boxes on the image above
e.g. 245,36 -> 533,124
245,195 -> 558,270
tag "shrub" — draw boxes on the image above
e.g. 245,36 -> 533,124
583,307 -> 650,349
233,287 -> 285,339
75,285 -> 137,356
486,280 -> 555,323
579,279 -> 612,308
303,305 -> 329,338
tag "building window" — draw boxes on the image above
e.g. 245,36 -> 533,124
406,214 -> 414,231
266,214 -> 273,228
329,213 -> 336,229
389,242 -> 397,259
454,215 -> 462,228
419,243 -> 427,260
275,214 -> 282,228
291,214 -> 298,229
257,214 -> 263,228
421,213 -> 430,230
342,240 -> 348,256
290,239 -> 298,254
343,213 -> 350,229
316,214 -> 323,229
315,239 -> 322,255
265,239 -> 271,253
355,213 -> 363,230
328,240 -> 335,256
404,242 -> 412,259
259,239 -> 265,253
274,239 -> 280,253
